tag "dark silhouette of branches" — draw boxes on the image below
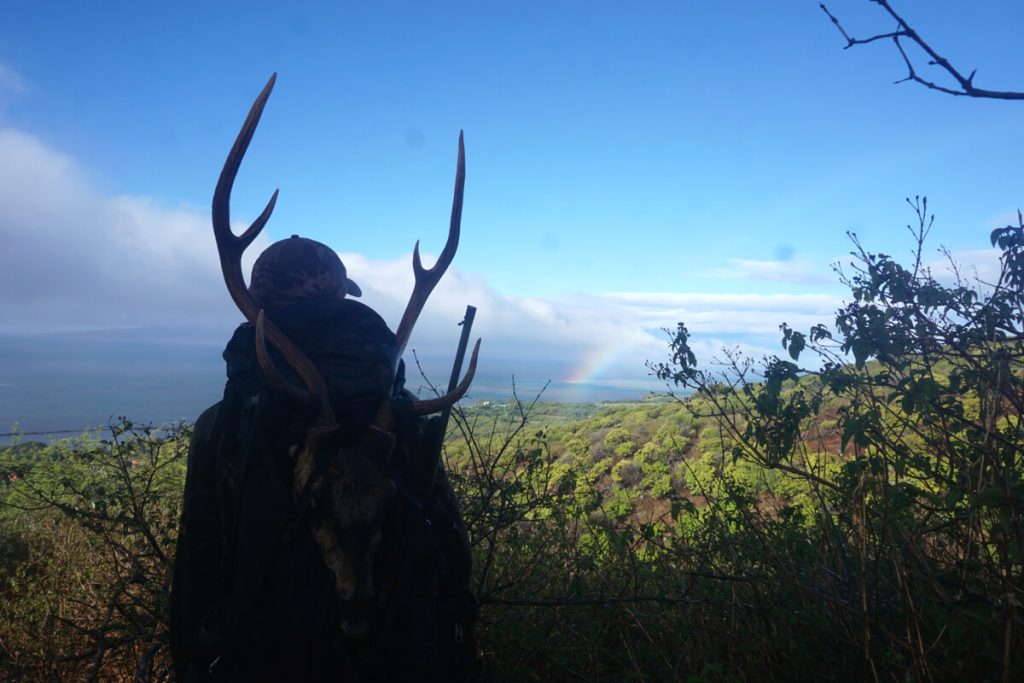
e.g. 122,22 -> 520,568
821,1 -> 1024,100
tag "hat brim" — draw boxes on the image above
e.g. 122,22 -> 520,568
346,278 -> 362,298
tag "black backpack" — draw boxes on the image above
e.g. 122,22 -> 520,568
173,298 -> 477,682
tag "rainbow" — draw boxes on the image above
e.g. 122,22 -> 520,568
563,343 -> 636,400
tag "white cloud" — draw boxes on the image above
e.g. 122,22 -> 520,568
345,257 -> 845,389
924,247 -> 1002,287
0,127 -> 270,333
0,125 -> 851,394
602,291 -> 841,334
710,258 -> 833,284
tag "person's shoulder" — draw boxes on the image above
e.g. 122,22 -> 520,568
195,403 -> 221,431
190,402 -> 223,453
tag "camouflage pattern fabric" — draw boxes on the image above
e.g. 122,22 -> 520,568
249,235 -> 362,311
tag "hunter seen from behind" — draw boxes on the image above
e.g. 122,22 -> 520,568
1,2 -> 1023,681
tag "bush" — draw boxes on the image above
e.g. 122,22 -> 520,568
0,420 -> 189,682
651,199 -> 1024,680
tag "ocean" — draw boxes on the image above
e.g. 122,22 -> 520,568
0,330 -> 657,445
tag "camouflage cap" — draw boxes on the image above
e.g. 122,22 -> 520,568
249,235 -> 362,311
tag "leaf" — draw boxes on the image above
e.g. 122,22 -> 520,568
809,324 -> 832,342
787,332 -> 806,361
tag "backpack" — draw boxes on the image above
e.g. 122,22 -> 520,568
174,298 -> 478,682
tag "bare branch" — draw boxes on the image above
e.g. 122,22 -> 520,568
821,1 -> 1024,100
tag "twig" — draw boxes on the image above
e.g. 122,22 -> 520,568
821,1 -> 1024,100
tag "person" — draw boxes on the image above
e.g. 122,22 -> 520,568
169,235 -> 477,682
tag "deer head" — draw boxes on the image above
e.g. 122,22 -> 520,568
212,73 -> 479,637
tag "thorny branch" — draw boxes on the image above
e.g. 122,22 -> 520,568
820,1 -> 1024,100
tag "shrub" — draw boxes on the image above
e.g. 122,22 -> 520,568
0,420 -> 189,682
651,199 -> 1024,680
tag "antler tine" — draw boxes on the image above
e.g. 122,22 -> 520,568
213,73 -> 279,321
212,74 -> 333,421
393,131 -> 465,364
412,338 -> 481,415
256,310 -> 329,404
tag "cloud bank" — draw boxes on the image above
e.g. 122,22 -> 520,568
0,123 -> 865,393
0,127 -> 275,332
710,258 -> 833,285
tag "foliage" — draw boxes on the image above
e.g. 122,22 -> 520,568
0,420 -> 189,682
651,198 -> 1024,681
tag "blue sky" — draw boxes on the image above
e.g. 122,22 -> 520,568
2,0 -> 1024,404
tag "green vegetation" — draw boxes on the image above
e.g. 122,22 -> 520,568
1,205 -> 1022,680
0,421 -> 188,681
447,201 -> 1024,681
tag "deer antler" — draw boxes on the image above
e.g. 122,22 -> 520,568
215,75 -> 477,417
391,132 -> 482,410
415,338 -> 481,414
212,73 -> 333,421
394,132 -> 466,363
